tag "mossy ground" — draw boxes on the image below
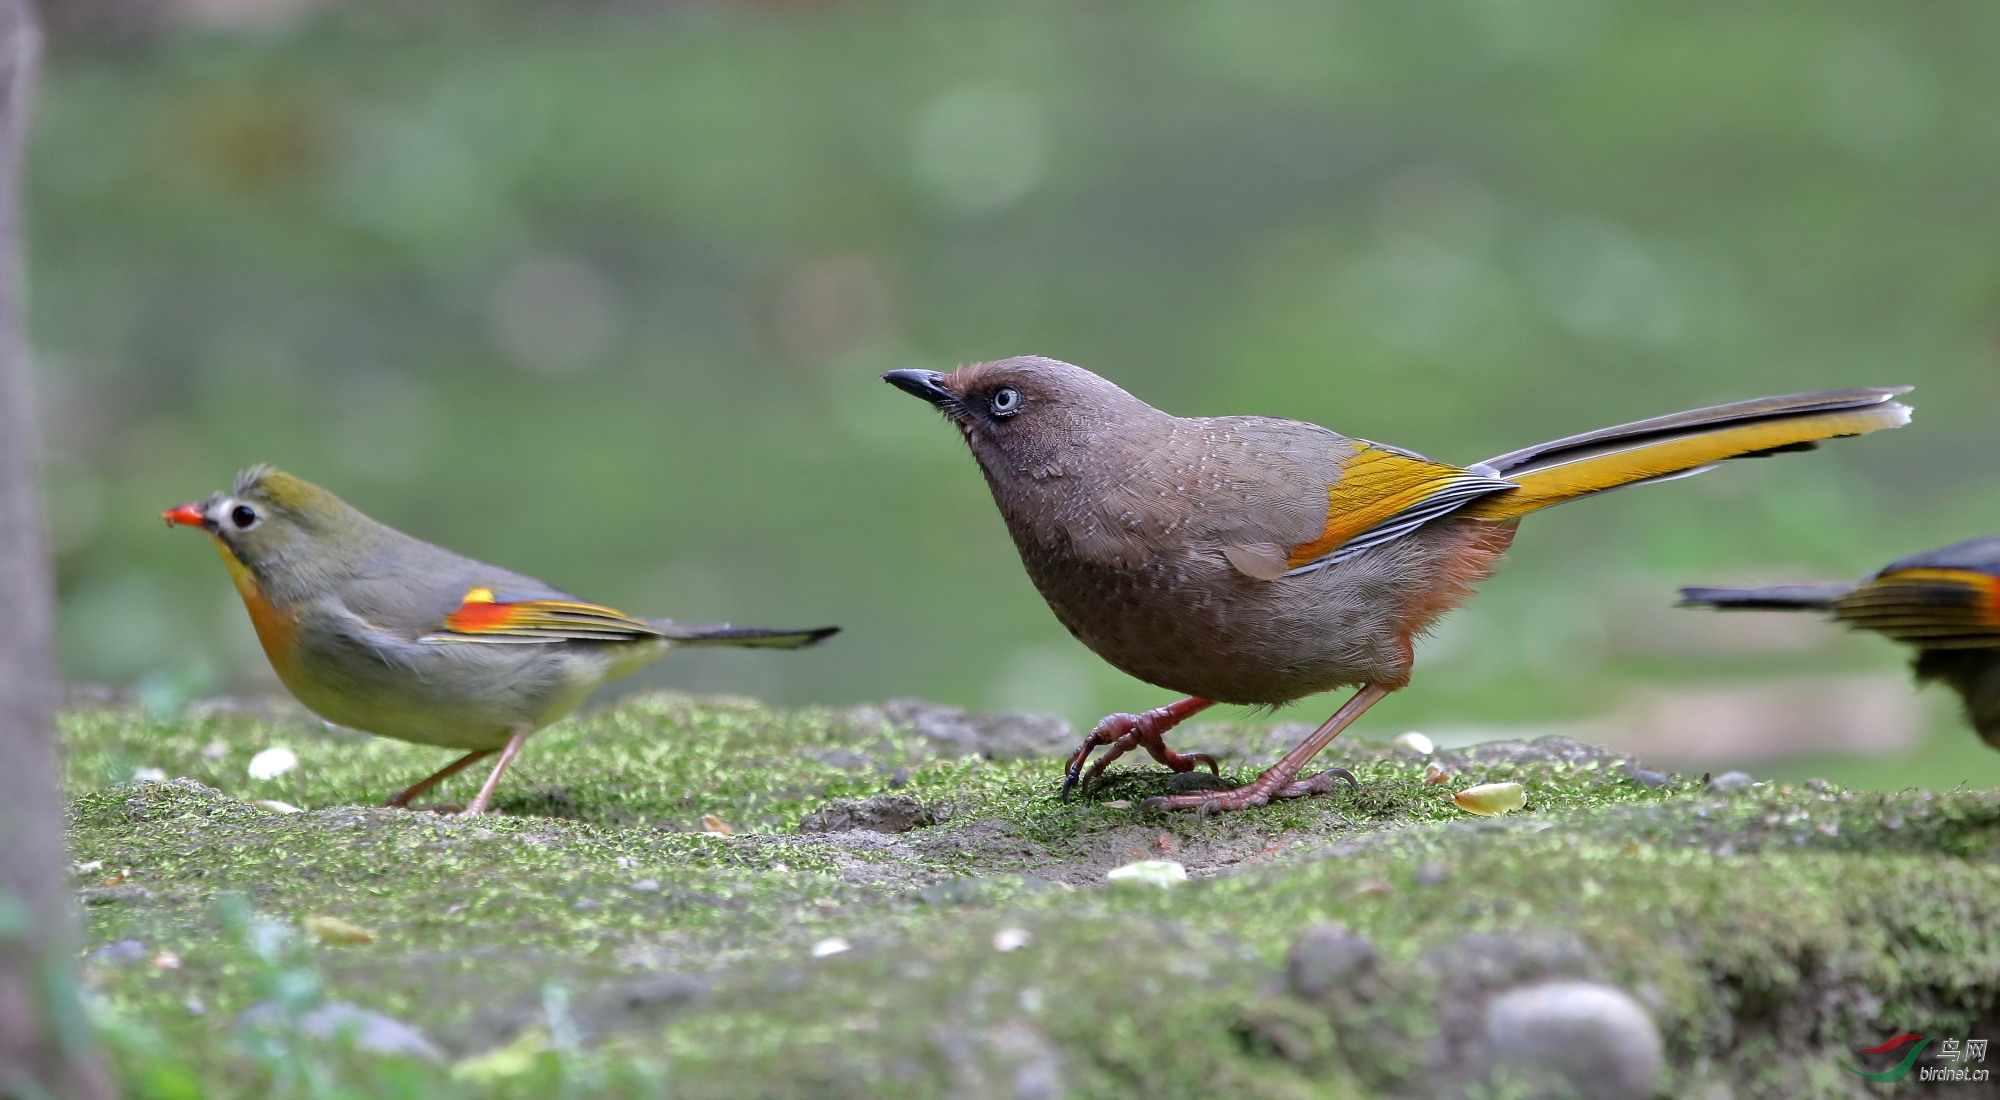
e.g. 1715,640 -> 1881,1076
62,693 -> 2000,1098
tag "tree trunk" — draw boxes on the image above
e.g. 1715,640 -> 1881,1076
0,0 -> 111,1095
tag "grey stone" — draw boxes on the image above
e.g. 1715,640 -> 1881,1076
1483,982 -> 1663,1100
88,939 -> 148,966
1284,924 -> 1376,1001
806,748 -> 872,771
1628,769 -> 1668,789
120,777 -> 229,822
799,793 -> 938,834
620,973 -> 711,1013
933,1019 -> 1065,1100
1710,770 -> 1754,792
1459,738 -> 1632,770
78,885 -> 152,906
881,698 -> 1074,761
1426,929 -> 1592,992
240,1001 -> 444,1062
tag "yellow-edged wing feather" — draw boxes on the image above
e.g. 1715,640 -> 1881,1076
1285,444 -> 1512,570
425,586 -> 663,644
1278,388 -> 1909,574
1833,568 -> 2000,648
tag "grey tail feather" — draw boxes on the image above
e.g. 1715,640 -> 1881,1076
1677,582 -> 1853,611
651,622 -> 840,649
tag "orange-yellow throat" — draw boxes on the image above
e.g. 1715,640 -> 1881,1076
211,535 -> 299,678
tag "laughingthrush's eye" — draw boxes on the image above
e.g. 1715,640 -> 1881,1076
990,387 -> 1021,416
230,505 -> 258,529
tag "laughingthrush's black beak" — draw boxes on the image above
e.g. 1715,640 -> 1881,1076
881,369 -> 956,407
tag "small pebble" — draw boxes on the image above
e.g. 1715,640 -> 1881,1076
699,814 -> 732,836
1629,770 -> 1668,789
246,747 -> 298,781
242,1001 -> 444,1062
1453,782 -> 1526,816
1105,860 -> 1187,888
1284,924 -> 1376,1000
254,800 -> 302,814
88,940 -> 148,966
992,927 -> 1032,953
797,794 -> 933,834
1423,761 -> 1451,785
1391,731 -> 1435,756
130,766 -> 167,784
1099,800 -> 1131,809
151,951 -> 181,970
1483,981 -> 1663,1100
629,879 -> 661,894
811,937 -> 851,958
1709,770 -> 1754,793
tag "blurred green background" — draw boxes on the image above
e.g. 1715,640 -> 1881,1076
34,0 -> 2000,787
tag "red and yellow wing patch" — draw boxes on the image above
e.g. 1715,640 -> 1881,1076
429,586 -> 662,644
1285,444 -> 1511,570
1834,568 -> 2000,648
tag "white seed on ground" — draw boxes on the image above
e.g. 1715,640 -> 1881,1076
1105,859 -> 1186,887
247,747 -> 298,781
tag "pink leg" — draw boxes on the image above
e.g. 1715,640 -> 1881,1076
455,728 -> 531,819
1141,684 -> 1392,814
385,748 -> 496,809
1061,697 -> 1219,802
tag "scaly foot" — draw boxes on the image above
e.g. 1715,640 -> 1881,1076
1060,698 -> 1218,801
1140,767 -> 1358,814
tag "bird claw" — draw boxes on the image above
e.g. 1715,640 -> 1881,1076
1275,767 -> 1360,799
1060,707 -> 1219,802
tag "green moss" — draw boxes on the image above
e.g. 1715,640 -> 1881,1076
64,695 -> 2000,1098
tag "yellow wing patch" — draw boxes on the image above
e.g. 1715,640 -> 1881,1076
1459,405 -> 1907,521
1286,444 -> 1509,569
433,587 -> 662,643
1835,568 -> 2000,648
